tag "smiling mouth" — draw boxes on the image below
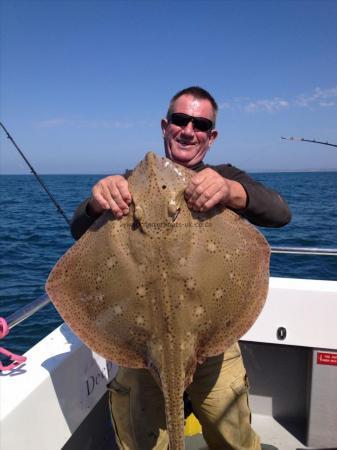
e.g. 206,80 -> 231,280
177,139 -> 196,147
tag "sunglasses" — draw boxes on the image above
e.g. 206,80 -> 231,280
169,113 -> 213,132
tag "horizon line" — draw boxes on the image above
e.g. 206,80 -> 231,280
1,168 -> 337,176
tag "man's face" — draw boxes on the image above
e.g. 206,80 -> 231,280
161,94 -> 218,168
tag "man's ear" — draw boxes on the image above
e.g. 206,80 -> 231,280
161,118 -> 168,135
209,129 -> 218,146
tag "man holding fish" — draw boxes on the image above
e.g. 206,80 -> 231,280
71,87 -> 291,450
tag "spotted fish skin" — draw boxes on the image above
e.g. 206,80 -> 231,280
46,152 -> 270,450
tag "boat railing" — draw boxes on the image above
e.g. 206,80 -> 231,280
1,293 -> 50,334
270,246 -> 337,255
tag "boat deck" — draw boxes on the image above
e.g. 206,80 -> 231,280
189,414 -> 336,450
62,390 -> 314,450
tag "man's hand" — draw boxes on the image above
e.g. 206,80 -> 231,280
184,168 -> 247,212
87,175 -> 132,218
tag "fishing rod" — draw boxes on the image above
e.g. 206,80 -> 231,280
0,122 -> 71,226
281,136 -> 337,148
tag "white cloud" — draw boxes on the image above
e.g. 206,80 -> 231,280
218,85 -> 337,113
35,118 -> 134,129
36,118 -> 66,128
219,101 -> 231,110
319,101 -> 336,107
244,98 -> 289,113
76,119 -> 133,129
295,86 -> 337,108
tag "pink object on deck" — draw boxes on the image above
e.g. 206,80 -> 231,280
0,347 -> 27,371
0,317 -> 9,339
0,317 -> 27,371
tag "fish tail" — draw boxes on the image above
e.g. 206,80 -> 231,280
161,366 -> 186,450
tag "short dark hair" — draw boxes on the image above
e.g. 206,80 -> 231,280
166,86 -> 218,123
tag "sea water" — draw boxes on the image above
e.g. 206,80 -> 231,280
0,172 -> 336,356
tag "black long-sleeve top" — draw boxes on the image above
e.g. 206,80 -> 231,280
70,161 -> 291,241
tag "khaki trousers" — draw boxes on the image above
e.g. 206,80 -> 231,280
107,343 -> 261,450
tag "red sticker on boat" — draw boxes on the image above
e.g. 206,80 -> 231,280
317,352 -> 337,366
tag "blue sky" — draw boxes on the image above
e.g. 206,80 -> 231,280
1,0 -> 337,174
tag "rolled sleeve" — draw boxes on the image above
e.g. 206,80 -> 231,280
70,198 -> 97,240
207,163 -> 292,228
